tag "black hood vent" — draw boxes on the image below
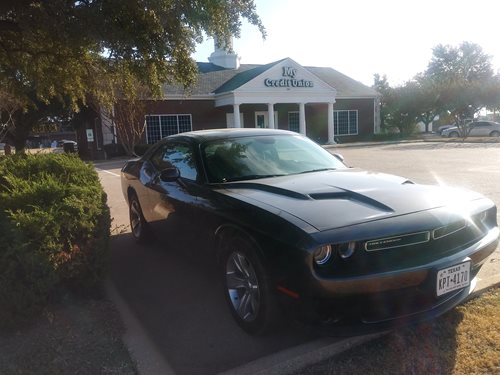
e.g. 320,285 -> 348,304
309,191 -> 394,213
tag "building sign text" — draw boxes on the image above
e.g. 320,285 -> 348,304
264,66 -> 314,88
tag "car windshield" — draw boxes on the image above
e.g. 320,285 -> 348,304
202,134 -> 347,183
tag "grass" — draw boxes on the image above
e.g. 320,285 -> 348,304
297,286 -> 500,375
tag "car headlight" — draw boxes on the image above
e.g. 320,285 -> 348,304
313,245 -> 332,265
337,241 -> 356,259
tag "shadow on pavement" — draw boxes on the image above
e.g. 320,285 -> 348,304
110,233 -> 315,375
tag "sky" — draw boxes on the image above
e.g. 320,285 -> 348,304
192,0 -> 500,87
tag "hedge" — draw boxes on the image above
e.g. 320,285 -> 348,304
0,153 -> 111,324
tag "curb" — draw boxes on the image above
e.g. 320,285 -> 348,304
469,273 -> 500,300
219,274 -> 500,375
218,333 -> 385,375
323,138 -> 500,149
105,281 -> 176,375
323,139 -> 424,149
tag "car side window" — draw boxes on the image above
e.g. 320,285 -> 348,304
150,143 -> 198,181
476,122 -> 489,128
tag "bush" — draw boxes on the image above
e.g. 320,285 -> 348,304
103,143 -> 125,158
0,154 -> 111,324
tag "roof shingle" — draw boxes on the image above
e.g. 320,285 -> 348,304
162,59 -> 379,98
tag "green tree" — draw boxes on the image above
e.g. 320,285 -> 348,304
0,0 -> 265,151
373,75 -> 423,136
424,42 -> 495,138
482,74 -> 500,114
412,76 -> 442,132
385,82 -> 420,135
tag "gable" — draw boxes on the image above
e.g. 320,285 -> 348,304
227,58 -> 336,95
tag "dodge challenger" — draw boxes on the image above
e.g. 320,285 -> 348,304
121,129 -> 498,335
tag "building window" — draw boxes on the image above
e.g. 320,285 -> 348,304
145,114 -> 192,144
288,112 -> 299,133
334,110 -> 358,136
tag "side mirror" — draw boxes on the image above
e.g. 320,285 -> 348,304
333,153 -> 344,162
159,167 -> 180,182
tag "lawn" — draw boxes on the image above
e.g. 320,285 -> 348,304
296,286 -> 500,375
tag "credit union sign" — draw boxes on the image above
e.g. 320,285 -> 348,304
264,66 -> 314,88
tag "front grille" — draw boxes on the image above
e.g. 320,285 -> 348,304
319,208 -> 495,278
359,224 -> 485,274
433,220 -> 467,239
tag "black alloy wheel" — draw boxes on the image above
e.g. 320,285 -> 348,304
220,235 -> 278,335
129,193 -> 150,243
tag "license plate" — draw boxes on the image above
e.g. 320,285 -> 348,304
436,261 -> 471,296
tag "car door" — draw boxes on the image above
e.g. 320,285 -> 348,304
471,122 -> 489,136
146,141 -> 201,246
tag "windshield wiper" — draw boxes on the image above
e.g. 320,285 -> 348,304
225,174 -> 286,182
297,168 -> 336,174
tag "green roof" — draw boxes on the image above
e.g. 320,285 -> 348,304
212,59 -> 285,94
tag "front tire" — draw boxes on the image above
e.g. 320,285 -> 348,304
449,131 -> 459,138
220,235 -> 278,335
129,193 -> 150,243
490,131 -> 499,137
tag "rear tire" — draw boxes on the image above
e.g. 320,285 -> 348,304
220,234 -> 278,335
129,193 -> 150,243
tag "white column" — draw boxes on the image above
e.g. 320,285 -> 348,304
299,103 -> 306,135
327,102 -> 335,143
233,104 -> 241,128
268,103 -> 275,129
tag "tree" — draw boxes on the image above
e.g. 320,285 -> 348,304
0,89 -> 23,143
0,0 -> 265,151
412,76 -> 442,132
482,74 -> 500,114
373,76 -> 421,136
426,42 -> 493,84
97,79 -> 151,156
385,82 -> 420,135
424,42 -> 495,138
372,74 -> 392,131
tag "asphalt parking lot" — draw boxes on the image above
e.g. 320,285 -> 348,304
95,141 -> 500,375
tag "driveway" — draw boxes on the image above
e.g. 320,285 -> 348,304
95,141 -> 500,375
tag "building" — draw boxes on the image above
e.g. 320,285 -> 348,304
77,43 -> 380,159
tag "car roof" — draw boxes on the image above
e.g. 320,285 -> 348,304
163,128 -> 298,144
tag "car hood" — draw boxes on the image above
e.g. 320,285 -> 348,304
217,169 -> 483,231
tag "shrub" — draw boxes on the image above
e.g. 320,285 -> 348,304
0,153 -> 111,324
103,143 -> 125,158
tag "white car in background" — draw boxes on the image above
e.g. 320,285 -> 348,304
436,124 -> 455,135
442,121 -> 500,138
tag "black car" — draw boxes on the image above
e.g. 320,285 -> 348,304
121,129 -> 498,334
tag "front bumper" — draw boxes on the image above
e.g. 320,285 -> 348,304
291,227 -> 499,331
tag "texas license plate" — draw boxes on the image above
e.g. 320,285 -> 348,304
436,261 -> 471,296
